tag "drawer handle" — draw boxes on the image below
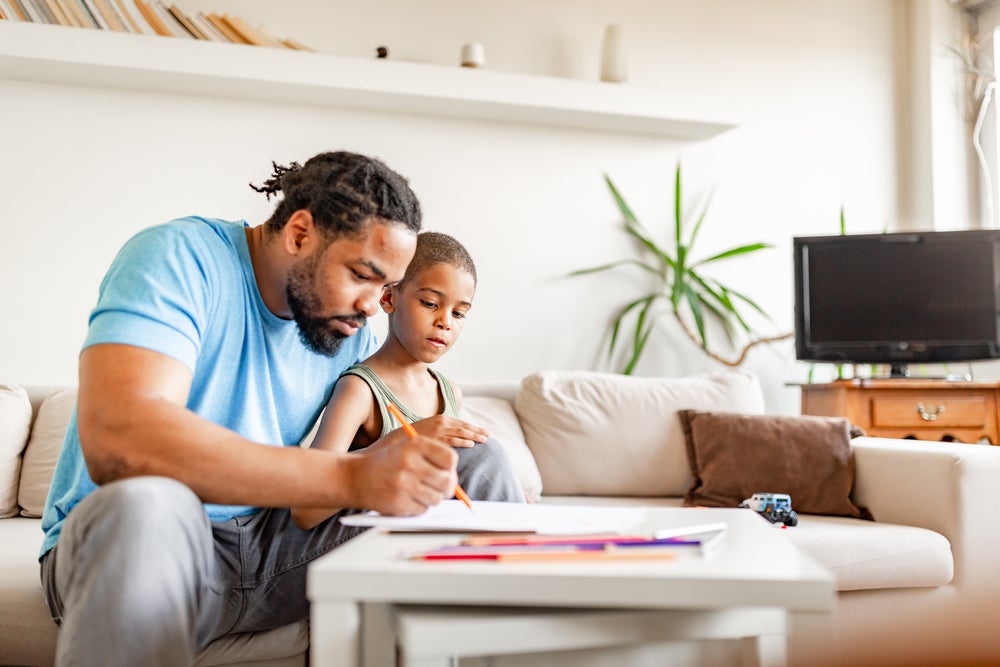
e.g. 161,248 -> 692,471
915,402 -> 946,421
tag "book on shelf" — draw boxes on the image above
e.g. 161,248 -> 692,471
79,0 -> 108,29
253,20 -> 310,51
93,0 -> 127,31
133,0 -> 168,36
10,0 -> 44,23
65,0 -> 100,28
3,0 -> 29,20
166,3 -> 204,39
4,1 -> 314,52
38,0 -> 69,25
0,0 -> 17,20
280,36 -> 312,51
111,0 -> 147,33
204,11 -> 245,43
190,10 -> 227,41
62,0 -> 93,27
150,0 -> 190,37
220,13 -> 273,47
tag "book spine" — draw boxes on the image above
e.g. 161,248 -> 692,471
80,0 -> 107,28
64,0 -> 99,28
205,11 -> 245,43
116,0 -> 150,33
109,0 -> 139,31
14,0 -> 46,22
95,0 -> 127,31
220,13 -> 267,46
166,4 -> 203,39
39,0 -> 70,25
150,0 -> 190,37
1,0 -> 28,20
190,10 -> 227,41
133,0 -> 169,36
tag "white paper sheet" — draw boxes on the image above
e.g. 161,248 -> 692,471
339,500 -> 648,534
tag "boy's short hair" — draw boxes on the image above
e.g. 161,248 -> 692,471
401,232 -> 477,286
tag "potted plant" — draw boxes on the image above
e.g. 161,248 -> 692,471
571,163 -> 791,374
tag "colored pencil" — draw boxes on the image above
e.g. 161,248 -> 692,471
411,546 -> 678,562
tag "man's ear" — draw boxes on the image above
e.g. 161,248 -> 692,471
282,210 -> 316,256
380,286 -> 396,314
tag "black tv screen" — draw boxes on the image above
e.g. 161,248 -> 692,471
794,230 -> 1000,370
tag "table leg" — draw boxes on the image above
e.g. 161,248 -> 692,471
740,633 -> 786,667
362,603 -> 398,667
310,600 -> 360,667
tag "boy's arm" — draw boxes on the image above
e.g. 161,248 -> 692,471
291,376 -> 377,529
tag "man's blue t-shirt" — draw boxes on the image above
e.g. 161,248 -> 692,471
40,217 -> 379,557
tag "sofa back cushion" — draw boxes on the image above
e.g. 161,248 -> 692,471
460,397 -> 543,502
0,385 -> 32,518
514,370 -> 765,497
18,388 -> 76,518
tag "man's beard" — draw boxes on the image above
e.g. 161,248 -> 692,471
286,256 -> 367,356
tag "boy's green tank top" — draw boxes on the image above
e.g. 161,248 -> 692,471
341,363 -> 459,438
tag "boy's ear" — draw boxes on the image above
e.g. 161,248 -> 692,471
379,286 -> 396,314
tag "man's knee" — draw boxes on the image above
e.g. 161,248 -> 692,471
84,476 -> 203,525
59,476 -> 210,564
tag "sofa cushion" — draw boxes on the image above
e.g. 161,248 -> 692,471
0,517 -> 58,666
19,388 -> 76,518
678,410 -> 872,520
514,370 -> 764,497
460,397 -> 543,502
788,514 -> 954,591
193,621 -> 308,666
0,385 -> 32,519
539,496 -> 953,592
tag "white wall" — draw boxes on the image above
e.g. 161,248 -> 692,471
0,1 -> 931,414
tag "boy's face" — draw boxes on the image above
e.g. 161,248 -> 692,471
386,262 -> 476,363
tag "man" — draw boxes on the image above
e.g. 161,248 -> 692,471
39,151 -> 522,665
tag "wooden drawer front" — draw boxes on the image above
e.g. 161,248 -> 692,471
871,395 -> 988,429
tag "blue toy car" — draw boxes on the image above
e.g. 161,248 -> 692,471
740,493 -> 799,526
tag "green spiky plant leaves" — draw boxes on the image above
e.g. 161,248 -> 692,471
572,163 -> 787,375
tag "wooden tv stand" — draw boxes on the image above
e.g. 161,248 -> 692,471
799,379 -> 1000,445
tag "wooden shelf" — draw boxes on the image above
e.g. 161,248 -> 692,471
0,21 -> 737,140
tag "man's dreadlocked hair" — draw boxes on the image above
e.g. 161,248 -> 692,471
250,151 -> 421,238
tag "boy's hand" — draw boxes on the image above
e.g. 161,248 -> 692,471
412,415 -> 489,448
352,430 -> 458,516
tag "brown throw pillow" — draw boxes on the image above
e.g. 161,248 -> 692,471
678,410 -> 873,520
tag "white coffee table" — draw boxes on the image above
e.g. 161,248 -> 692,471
307,507 -> 834,667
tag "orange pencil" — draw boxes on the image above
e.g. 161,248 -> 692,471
386,403 -> 474,511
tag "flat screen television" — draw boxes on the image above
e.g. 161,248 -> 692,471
793,229 -> 1000,377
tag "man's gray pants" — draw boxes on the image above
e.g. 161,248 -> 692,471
39,438 -> 523,666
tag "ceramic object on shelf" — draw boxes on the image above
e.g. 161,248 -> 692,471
600,23 -> 627,83
461,42 -> 485,68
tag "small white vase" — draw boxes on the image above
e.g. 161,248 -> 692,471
600,24 -> 627,83
461,43 -> 486,68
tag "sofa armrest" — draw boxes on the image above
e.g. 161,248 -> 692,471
851,436 -> 1000,590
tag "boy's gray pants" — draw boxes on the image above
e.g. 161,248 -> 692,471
39,438 -> 523,666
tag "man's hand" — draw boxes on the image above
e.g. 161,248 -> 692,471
409,415 -> 489,449
350,429 -> 459,516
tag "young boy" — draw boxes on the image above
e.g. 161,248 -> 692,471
292,232 -> 524,529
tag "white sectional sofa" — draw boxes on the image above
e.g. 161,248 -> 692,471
3,369 -> 999,666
